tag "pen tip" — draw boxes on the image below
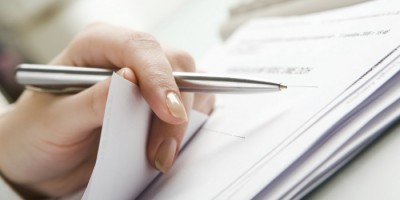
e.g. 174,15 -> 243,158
280,84 -> 288,90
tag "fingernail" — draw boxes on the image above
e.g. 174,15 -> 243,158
154,138 -> 178,173
166,91 -> 188,122
116,68 -> 126,77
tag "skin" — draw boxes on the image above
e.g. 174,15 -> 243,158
0,23 -> 214,198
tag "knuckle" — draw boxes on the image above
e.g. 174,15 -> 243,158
145,66 -> 171,83
125,31 -> 160,49
140,65 -> 177,89
168,50 -> 196,72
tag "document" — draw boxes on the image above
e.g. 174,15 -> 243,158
83,0 -> 400,199
82,74 -> 208,199
249,46 -> 400,200
139,1 -> 400,199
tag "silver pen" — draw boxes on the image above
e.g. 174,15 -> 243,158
15,64 -> 287,93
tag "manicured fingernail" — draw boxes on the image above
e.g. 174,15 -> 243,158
154,138 -> 178,173
116,68 -> 126,77
166,91 -> 188,122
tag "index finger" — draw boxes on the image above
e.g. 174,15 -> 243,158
53,22 -> 189,125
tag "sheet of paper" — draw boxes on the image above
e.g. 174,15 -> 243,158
291,100 -> 400,200
82,73 -> 208,200
288,56 -> 400,200
253,52 -> 400,199
139,1 -> 400,199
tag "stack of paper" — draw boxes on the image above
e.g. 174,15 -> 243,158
84,0 -> 400,199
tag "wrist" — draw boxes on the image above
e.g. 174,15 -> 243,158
0,108 -> 49,199
0,146 -> 48,199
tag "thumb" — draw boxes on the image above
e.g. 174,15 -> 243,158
55,68 -> 136,137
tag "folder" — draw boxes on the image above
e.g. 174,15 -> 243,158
83,0 -> 400,199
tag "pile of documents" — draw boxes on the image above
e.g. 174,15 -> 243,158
84,0 -> 400,199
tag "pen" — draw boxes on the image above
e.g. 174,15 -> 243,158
15,64 -> 287,93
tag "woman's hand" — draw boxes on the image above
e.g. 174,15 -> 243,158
0,23 -> 214,198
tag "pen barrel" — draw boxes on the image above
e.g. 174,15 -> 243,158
15,64 -> 286,93
175,78 -> 282,93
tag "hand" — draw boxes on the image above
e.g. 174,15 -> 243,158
0,23 -> 214,198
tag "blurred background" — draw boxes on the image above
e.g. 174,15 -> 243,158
0,0 -> 240,104
0,0 -> 366,106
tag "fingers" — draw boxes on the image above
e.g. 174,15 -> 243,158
193,93 -> 216,115
147,117 -> 181,173
146,45 -> 196,172
146,92 -> 215,173
52,22 -> 192,125
146,93 -> 193,173
49,23 -> 214,173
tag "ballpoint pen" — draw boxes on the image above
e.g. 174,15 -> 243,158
15,64 -> 287,94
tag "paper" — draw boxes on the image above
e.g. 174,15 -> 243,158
81,1 -> 400,199
253,48 -> 400,200
82,74 -> 208,199
138,1 -> 400,199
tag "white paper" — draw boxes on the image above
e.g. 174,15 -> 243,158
253,50 -> 400,200
138,1 -> 400,199
82,73 -> 208,200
